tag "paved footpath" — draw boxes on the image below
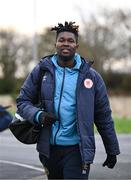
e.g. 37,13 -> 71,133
0,130 -> 131,179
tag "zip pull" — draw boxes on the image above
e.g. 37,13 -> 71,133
82,163 -> 90,174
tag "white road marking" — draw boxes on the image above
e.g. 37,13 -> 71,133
0,160 -> 44,172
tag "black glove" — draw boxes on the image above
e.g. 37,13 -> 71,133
39,112 -> 57,126
103,154 -> 117,169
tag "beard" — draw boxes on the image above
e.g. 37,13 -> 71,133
58,53 -> 75,62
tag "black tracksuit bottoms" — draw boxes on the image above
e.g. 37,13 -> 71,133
39,144 -> 90,179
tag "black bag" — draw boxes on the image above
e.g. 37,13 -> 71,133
9,113 -> 41,144
9,68 -> 45,144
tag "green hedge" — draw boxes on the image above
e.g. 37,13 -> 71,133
0,78 -> 24,95
102,72 -> 131,95
0,73 -> 131,95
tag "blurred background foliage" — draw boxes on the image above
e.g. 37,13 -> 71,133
0,9 -> 131,96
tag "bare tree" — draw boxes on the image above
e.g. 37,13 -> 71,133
0,29 -> 32,93
78,9 -> 131,72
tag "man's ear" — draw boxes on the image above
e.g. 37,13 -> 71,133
54,43 -> 56,48
76,44 -> 79,49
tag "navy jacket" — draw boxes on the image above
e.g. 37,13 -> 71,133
17,55 -> 120,164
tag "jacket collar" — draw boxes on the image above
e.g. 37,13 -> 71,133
51,53 -> 82,70
39,54 -> 93,75
39,55 -> 54,73
79,57 -> 94,74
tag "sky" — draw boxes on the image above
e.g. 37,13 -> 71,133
0,0 -> 131,35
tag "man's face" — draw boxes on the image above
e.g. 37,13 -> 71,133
55,31 -> 79,61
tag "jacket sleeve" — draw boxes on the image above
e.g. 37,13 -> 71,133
16,63 -> 42,124
94,72 -> 120,155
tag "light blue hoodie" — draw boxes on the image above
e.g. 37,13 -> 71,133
50,53 -> 81,145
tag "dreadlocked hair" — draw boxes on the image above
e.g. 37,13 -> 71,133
51,21 -> 79,42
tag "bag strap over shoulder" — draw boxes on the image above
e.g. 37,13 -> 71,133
37,67 -> 45,105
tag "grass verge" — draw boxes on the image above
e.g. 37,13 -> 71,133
94,117 -> 131,134
114,117 -> 131,134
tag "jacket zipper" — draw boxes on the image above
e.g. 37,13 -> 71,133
76,74 -> 85,165
53,68 -> 65,144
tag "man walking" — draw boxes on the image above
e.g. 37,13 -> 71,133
17,21 -> 120,179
